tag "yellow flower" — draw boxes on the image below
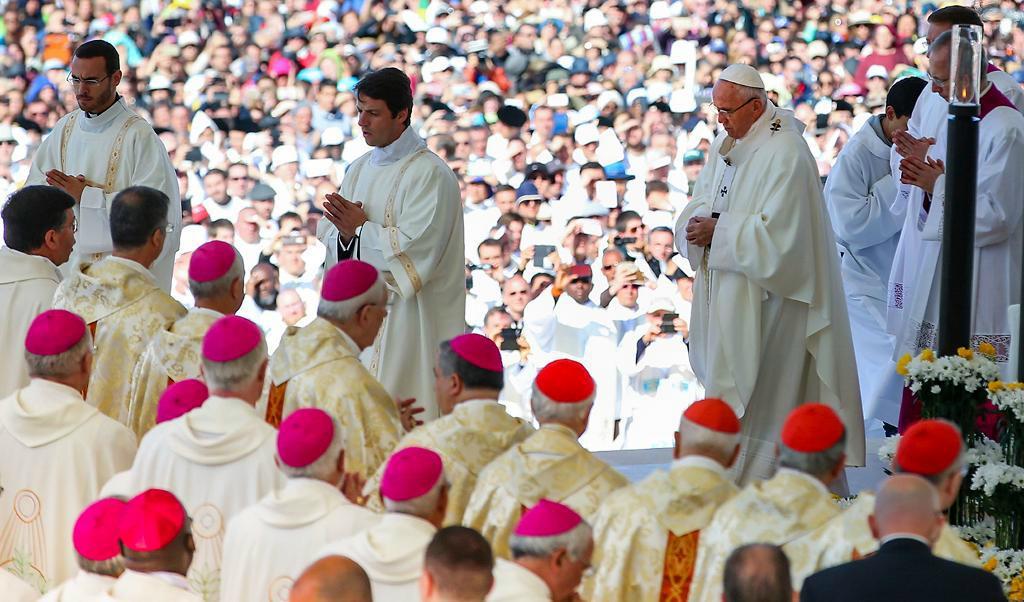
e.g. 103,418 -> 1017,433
957,347 -> 974,360
984,556 -> 998,572
1008,382 -> 1024,391
920,348 -> 935,362
1009,574 -> 1024,600
896,353 -> 912,376
989,381 -> 1005,393
979,342 -> 997,358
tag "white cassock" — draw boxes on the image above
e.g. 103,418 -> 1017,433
887,85 -> 1024,381
122,395 -> 285,602
824,115 -> 904,427
39,570 -> 117,601
315,513 -> 436,602
522,290 -> 619,450
219,478 -> 380,602
0,247 -> 60,398
318,126 -> 465,420
26,98 -> 181,290
486,559 -> 552,602
676,103 -> 864,483
0,379 -> 136,591
97,570 -> 201,602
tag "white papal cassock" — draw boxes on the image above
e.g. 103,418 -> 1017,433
0,247 -> 61,398
486,559 -> 552,602
0,379 -> 136,591
824,115 -> 904,427
219,478 -> 380,602
676,102 -> 864,483
39,570 -> 117,601
26,98 -> 181,289
122,395 -> 284,601
887,86 -> 1024,382
318,126 -> 465,420
315,513 -> 436,602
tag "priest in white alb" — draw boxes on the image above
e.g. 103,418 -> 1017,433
0,185 -> 76,398
318,67 -> 465,420
316,446 -> 448,602
121,316 -> 284,601
220,408 -> 380,602
487,500 -> 594,602
676,63 -> 864,483
688,404 -> 849,601
40,497 -> 127,601
0,310 -> 136,591
53,186 -> 186,423
463,359 -> 628,559
362,334 -> 533,525
126,241 -> 244,438
584,398 -> 741,602
26,40 -> 180,289
265,260 -> 408,479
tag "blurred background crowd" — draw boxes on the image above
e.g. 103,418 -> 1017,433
0,0 -> 1022,447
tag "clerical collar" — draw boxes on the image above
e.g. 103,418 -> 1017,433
369,126 -> 427,167
879,533 -> 931,547
672,454 -> 729,477
84,95 -> 122,119
719,102 -> 786,166
775,467 -> 831,497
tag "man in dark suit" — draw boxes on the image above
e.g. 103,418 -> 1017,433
800,475 -> 1006,602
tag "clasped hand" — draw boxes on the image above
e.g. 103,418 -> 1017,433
323,192 -> 368,239
685,216 -> 717,247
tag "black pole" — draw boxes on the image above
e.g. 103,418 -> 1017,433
937,103 -> 979,356
1019,254 -> 1024,379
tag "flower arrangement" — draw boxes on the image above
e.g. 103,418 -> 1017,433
896,345 -> 1001,437
980,549 -> 1024,601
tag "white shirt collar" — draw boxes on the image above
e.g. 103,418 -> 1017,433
369,126 -> 427,167
879,533 -> 932,547
672,454 -> 729,477
147,571 -> 192,590
776,467 -> 831,497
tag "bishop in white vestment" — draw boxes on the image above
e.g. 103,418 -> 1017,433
318,69 -> 465,420
677,65 -> 863,482
40,497 -> 127,602
26,42 -> 180,289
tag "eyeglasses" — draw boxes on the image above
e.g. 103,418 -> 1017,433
66,216 -> 78,233
66,73 -> 113,88
927,72 -> 949,87
626,225 -> 646,233
0,140 -> 14,146
711,96 -> 758,118
601,264 -> 617,270
506,290 -> 528,296
165,223 -> 176,234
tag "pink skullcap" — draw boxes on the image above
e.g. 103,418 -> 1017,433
188,240 -> 238,283
119,489 -> 187,552
25,309 -> 87,356
535,359 -> 595,403
73,498 -> 127,561
202,315 -> 263,362
449,333 -> 503,373
380,446 -> 444,502
278,408 -> 336,468
514,499 -> 583,537
321,260 -> 380,302
156,379 -> 209,424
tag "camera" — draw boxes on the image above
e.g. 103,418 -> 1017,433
661,312 -> 678,334
500,327 -> 522,351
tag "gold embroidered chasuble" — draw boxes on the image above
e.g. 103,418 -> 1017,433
583,456 -> 739,602
362,399 -> 533,525
462,423 -> 628,559
52,257 -> 186,422
265,317 -> 403,479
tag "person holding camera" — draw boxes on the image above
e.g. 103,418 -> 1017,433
483,306 -> 537,421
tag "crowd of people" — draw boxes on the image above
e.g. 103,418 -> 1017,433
0,0 -> 1023,599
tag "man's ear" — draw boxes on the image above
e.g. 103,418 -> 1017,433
335,449 -> 345,475
868,514 -> 880,540
885,106 -> 897,122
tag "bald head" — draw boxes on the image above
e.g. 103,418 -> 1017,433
723,543 -> 792,602
870,475 -> 944,543
290,556 -> 372,602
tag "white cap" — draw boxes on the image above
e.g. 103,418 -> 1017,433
866,64 -> 889,80
574,122 -> 600,146
649,1 -> 672,20
178,30 -> 202,47
597,90 -> 625,111
626,88 -> 648,106
321,127 -> 344,147
149,74 -> 173,91
425,27 -> 451,46
718,64 -> 765,90
270,145 -> 300,171
583,9 -> 609,31
176,224 -> 208,259
647,297 -> 676,314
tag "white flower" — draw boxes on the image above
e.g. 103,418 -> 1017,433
966,438 -> 1006,466
970,461 -> 1024,496
877,436 -> 900,464
930,385 -> 942,394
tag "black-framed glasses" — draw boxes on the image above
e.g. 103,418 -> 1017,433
67,73 -> 113,88
712,96 -> 758,118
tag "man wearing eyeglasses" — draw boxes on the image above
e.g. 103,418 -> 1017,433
26,39 -> 181,291
676,63 -> 864,484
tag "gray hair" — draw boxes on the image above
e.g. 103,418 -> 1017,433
277,415 -> 345,481
677,415 -> 740,461
509,519 -> 592,562
189,253 -> 244,300
383,472 -> 449,518
201,338 -> 268,391
317,277 -> 387,323
531,387 -> 593,424
25,330 -> 93,379
78,554 -> 125,578
892,420 -> 966,487
778,432 -> 847,480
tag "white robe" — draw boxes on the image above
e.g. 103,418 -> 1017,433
887,86 -> 1024,385
0,379 -> 136,591
96,570 -> 201,602
122,395 -> 285,602
676,103 -> 864,483
26,98 -> 181,290
824,117 -> 904,426
486,559 -> 552,602
1,568 -> 39,601
219,478 -> 380,602
0,247 -> 60,398
39,570 -> 116,601
318,127 -> 465,420
315,513 -> 436,602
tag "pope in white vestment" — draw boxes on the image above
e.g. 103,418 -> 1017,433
318,125 -> 465,420
26,97 -> 181,289
0,246 -> 62,398
677,68 -> 863,482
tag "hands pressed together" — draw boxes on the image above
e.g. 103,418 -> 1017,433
893,131 -> 944,195
323,192 -> 368,239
